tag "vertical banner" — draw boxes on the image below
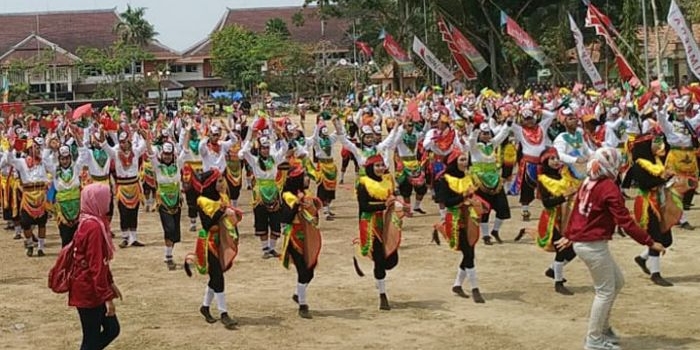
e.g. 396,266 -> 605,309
585,5 -> 638,81
500,11 -> 548,66
568,13 -> 604,89
449,24 -> 488,72
412,36 -> 455,83
355,41 -> 374,58
668,0 -> 700,80
1,75 -> 8,103
436,15 -> 477,80
381,32 -> 412,65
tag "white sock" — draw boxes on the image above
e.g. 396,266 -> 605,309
324,205 -> 330,215
14,226 -> 21,235
231,199 -> 238,208
453,268 -> 467,287
261,239 -> 269,251
202,286 -> 214,307
680,212 -> 688,224
190,218 -> 196,225
522,205 -> 529,212
269,238 -> 277,251
480,223 -> 490,238
493,218 -> 504,232
439,208 -> 446,220
413,199 -> 422,210
648,256 -> 661,274
165,246 -> 173,260
466,268 -> 479,290
376,279 -> 386,294
128,231 -> 137,244
121,230 -> 129,240
215,292 -> 227,313
640,248 -> 650,260
553,261 -> 565,282
296,283 -> 308,305
38,238 -> 45,250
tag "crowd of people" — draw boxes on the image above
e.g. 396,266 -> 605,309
3,81 -> 697,349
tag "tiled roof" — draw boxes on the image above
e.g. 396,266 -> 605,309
0,34 -> 81,66
0,8 -> 178,60
183,6 -> 350,58
639,23 -> 700,58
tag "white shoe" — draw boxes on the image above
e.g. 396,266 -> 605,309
604,328 -> 620,345
584,339 -> 621,350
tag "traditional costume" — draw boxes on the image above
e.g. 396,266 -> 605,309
308,124 -> 339,220
390,122 -> 428,215
50,145 -> 85,246
180,125 -> 204,232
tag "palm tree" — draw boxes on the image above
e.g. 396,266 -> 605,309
265,18 -> 291,38
115,5 -> 158,47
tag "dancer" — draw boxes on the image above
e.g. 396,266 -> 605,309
308,123 -> 339,220
553,108 -> 592,182
530,147 -> 578,295
391,120 -> 428,215
149,141 -> 186,270
101,129 -> 147,248
558,147 -> 666,350
239,124 -> 288,258
435,150 -> 486,303
626,133 -> 677,286
280,172 -> 322,319
355,155 -> 403,310
180,121 -> 204,232
50,144 -> 85,246
184,169 -> 241,330
469,122 -> 512,245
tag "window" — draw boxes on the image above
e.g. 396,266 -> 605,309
170,65 -> 183,73
123,61 -> 143,75
50,83 -> 69,92
185,64 -> 198,73
81,65 -> 102,77
29,84 -> 47,93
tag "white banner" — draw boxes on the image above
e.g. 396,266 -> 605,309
412,36 -> 455,83
668,0 -> 700,80
569,13 -> 604,90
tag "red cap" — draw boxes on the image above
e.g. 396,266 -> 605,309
365,154 -> 384,167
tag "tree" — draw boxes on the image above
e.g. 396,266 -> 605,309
115,5 -> 158,47
265,18 -> 291,38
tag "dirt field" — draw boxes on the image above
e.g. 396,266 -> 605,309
2,119 -> 700,350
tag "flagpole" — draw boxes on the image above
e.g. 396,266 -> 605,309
353,20 -> 358,97
642,0 -> 651,85
423,0 -> 432,85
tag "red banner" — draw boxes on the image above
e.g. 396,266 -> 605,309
355,41 -> 374,58
382,33 -> 411,65
450,25 -> 488,72
585,6 -> 638,82
437,15 -> 477,81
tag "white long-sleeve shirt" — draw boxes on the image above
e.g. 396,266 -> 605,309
48,152 -> 87,191
469,125 -> 511,163
5,149 -> 51,184
101,136 -> 145,178
389,125 -> 424,157
511,110 -> 556,158
199,135 -> 236,173
422,127 -> 456,156
553,128 -> 592,165
238,139 -> 288,180
658,109 -> 700,148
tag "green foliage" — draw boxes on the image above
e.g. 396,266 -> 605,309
8,83 -> 29,102
265,18 -> 291,38
115,5 -> 158,46
77,43 -> 153,83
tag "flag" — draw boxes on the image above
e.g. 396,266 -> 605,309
412,36 -> 455,83
450,24 -> 488,72
72,103 -> 93,121
585,6 -> 638,81
568,13 -> 604,89
668,0 -> 700,80
500,11 -> 548,66
436,15 -> 477,80
1,75 -> 8,104
382,32 -> 411,65
355,41 -> 374,58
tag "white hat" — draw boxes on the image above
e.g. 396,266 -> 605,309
144,113 -> 152,121
372,125 -> 382,135
162,142 -> 174,154
210,126 -> 221,135
33,137 -> 44,146
361,125 -> 373,135
521,108 -> 534,118
161,129 -> 169,137
286,123 -> 297,132
118,131 -> 129,141
561,107 -> 574,116
674,97 -> 689,110
430,112 -> 440,121
58,145 -> 71,157
258,136 -> 271,147
320,126 -> 329,136
479,123 -> 491,134
261,129 -> 270,136
609,106 -> 621,115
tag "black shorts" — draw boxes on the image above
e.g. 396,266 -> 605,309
20,210 -> 48,230
117,202 -> 139,230
159,206 -> 182,243
253,204 -> 281,234
398,179 -> 428,198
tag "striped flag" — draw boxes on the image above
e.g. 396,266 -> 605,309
436,15 -> 477,80
500,11 -> 548,66
585,5 -> 638,81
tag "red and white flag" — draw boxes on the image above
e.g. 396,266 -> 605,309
437,15 -> 477,81
585,5 -> 638,82
668,0 -> 700,80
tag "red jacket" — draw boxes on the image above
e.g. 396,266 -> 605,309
565,178 -> 653,246
68,219 -> 115,308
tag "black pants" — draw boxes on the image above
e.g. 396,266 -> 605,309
289,245 -> 314,284
142,182 -> 155,198
59,222 -> 77,247
457,229 -> 475,269
76,304 -> 120,350
398,179 -> 428,199
519,175 -> 536,205
683,190 -> 694,208
185,188 -> 198,219
476,188 -> 512,222
342,153 -> 358,172
553,228 -> 576,262
371,238 -> 398,280
117,202 -> 138,231
647,212 -> 673,257
207,252 -> 225,293
159,206 -> 181,244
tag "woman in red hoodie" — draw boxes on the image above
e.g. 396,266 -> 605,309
68,183 -> 122,350
558,147 -> 665,350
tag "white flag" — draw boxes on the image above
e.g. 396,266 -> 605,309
668,0 -> 700,80
412,36 -> 455,83
569,13 -> 604,90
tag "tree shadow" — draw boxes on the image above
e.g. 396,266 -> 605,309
622,334 -> 700,350
312,307 -> 365,320
0,276 -> 42,285
390,299 -> 448,311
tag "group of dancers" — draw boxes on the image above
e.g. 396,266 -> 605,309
1,82 -> 696,331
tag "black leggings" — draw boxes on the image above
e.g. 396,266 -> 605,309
58,222 -> 77,247
371,238 -> 398,280
117,202 -> 138,231
185,188 -> 198,219
457,229 -> 475,269
519,176 -> 536,205
207,252 -> 225,293
76,303 -> 120,350
647,213 -> 673,257
342,153 -> 358,172
289,245 -> 314,284
553,229 -> 576,262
